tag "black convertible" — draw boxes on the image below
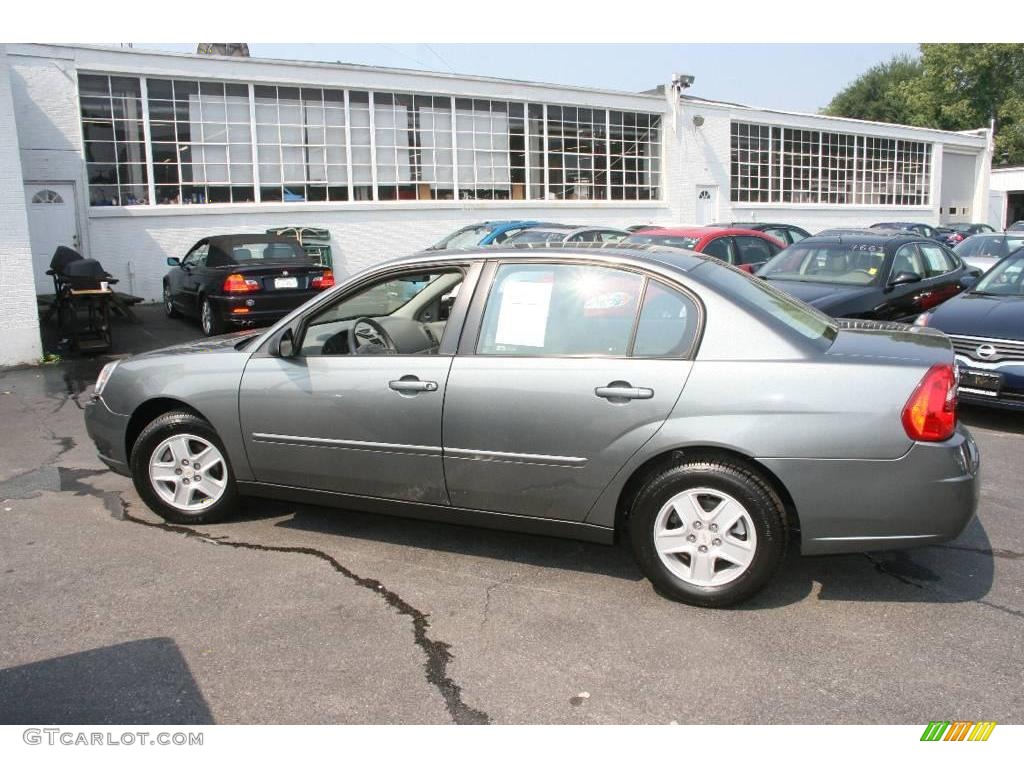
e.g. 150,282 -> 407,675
164,235 -> 334,336
756,230 -> 978,321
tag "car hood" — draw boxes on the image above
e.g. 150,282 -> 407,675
134,329 -> 263,359
928,292 -> 1024,341
762,278 -> 877,310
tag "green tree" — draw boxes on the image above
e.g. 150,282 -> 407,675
823,55 -> 924,126
908,44 -> 1024,165
826,44 -> 1024,165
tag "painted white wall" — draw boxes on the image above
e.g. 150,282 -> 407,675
0,46 -> 43,366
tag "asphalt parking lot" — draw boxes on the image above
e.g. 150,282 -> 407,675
1,305 -> 1022,725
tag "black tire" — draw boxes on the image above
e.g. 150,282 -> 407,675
163,282 -> 181,318
200,296 -> 224,336
129,410 -> 239,525
628,458 -> 787,608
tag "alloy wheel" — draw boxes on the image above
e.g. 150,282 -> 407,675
148,433 -> 228,512
652,487 -> 758,587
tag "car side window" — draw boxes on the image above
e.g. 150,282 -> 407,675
633,281 -> 699,357
701,236 -> 734,264
182,244 -> 208,267
490,228 -> 524,245
975,237 -> 1005,258
890,244 -> 925,279
733,236 -> 774,265
763,228 -> 790,244
956,238 -> 980,258
788,228 -> 808,244
477,263 -> 645,357
919,244 -> 955,278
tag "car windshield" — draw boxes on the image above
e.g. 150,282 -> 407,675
432,225 -> 491,250
972,251 -> 1024,296
758,242 -> 886,285
625,234 -> 701,250
229,242 -> 305,261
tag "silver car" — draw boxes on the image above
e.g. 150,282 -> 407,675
84,245 -> 980,607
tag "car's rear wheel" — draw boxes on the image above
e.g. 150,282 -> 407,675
629,458 -> 787,607
130,410 -> 239,524
200,297 -> 223,336
163,283 -> 180,318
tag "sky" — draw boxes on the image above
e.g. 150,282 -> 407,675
131,43 -> 920,114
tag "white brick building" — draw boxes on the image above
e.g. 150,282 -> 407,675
0,43 -> 994,366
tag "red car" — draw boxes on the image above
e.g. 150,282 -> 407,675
624,226 -> 786,272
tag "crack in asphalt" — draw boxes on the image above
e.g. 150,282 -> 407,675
113,497 -> 491,725
480,574 -> 517,629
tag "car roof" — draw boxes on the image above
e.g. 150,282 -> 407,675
397,242 -> 711,274
797,231 -> 919,248
206,234 -> 300,246
630,225 -> 772,238
716,222 -> 795,229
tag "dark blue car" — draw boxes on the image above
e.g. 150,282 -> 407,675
917,247 -> 1024,409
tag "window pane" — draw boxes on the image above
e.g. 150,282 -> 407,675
477,264 -> 644,356
633,282 -> 698,357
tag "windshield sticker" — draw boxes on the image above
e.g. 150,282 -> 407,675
494,280 -> 553,348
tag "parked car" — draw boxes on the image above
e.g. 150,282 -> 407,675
756,231 -> 976,321
85,244 -> 978,608
626,224 -> 663,232
625,226 -> 784,272
504,225 -> 630,245
915,247 -> 1024,409
712,221 -> 811,246
937,223 -> 996,247
870,222 -> 945,241
953,233 -> 1024,273
1007,221 -> 1024,232
163,235 -> 335,337
428,221 -> 554,250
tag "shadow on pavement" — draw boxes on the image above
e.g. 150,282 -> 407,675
0,637 -> 213,724
959,403 -> 1024,435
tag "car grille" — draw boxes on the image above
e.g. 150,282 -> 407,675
949,334 -> 1024,363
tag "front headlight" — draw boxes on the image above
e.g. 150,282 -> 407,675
94,360 -> 119,396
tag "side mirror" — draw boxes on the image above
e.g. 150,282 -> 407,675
277,327 -> 297,358
166,256 -> 181,267
889,271 -> 922,288
960,274 -> 979,289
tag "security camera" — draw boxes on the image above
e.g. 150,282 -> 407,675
672,73 -> 695,90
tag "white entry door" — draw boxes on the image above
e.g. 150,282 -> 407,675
25,183 -> 80,294
696,185 -> 718,225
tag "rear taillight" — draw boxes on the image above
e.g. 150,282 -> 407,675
223,273 -> 261,293
311,269 -> 334,290
902,363 -> 957,442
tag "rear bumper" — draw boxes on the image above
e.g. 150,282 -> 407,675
83,395 -> 131,476
761,426 -> 980,555
210,290 -> 320,326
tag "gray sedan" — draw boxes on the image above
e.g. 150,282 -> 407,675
84,245 -> 979,607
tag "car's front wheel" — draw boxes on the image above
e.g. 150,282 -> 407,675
200,297 -> 224,336
629,458 -> 787,607
130,410 -> 239,524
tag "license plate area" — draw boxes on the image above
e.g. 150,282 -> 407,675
274,276 -> 299,289
959,368 -> 1003,396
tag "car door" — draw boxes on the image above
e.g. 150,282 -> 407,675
917,242 -> 967,310
177,241 -> 209,316
442,259 -> 700,522
881,242 -> 930,320
237,262 -> 480,503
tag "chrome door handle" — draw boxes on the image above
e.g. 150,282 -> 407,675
595,384 -> 654,401
389,378 -> 438,393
